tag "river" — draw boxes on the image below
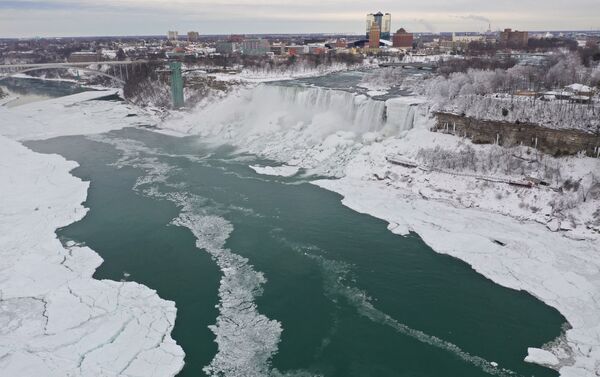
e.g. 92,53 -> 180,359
15,75 -> 566,377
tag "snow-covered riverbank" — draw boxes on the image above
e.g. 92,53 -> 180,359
0,92 -> 185,376
2,77 -> 599,377
160,82 -> 600,377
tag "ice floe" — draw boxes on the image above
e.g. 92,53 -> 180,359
0,92 -> 184,376
0,135 -> 184,377
249,165 -> 300,177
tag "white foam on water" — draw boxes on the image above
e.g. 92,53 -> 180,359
172,212 -> 282,377
91,133 -> 284,376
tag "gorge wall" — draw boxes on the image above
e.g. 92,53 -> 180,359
435,112 -> 600,157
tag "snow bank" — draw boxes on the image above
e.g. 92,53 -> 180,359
0,90 -> 152,141
314,176 -> 600,377
0,135 -> 184,377
0,94 -> 184,376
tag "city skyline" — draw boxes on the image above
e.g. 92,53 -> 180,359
1,0 -> 600,38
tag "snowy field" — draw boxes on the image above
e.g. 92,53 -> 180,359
0,92 -> 184,376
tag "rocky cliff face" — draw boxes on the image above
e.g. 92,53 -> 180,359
435,112 -> 600,157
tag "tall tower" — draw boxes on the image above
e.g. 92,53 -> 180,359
366,12 -> 391,40
169,62 -> 184,109
366,13 -> 375,39
382,13 -> 392,40
369,23 -> 381,49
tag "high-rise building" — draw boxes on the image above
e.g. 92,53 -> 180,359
366,12 -> 391,40
168,31 -> 179,41
382,13 -> 391,40
369,23 -> 381,49
187,31 -> 199,42
393,28 -> 414,49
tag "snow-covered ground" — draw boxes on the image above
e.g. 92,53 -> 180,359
160,82 -> 600,377
0,93 -> 184,376
0,90 -> 156,141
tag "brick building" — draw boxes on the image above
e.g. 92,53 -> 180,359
392,28 -> 413,48
369,24 -> 381,49
500,29 -> 529,48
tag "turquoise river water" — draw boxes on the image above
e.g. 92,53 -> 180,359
27,125 -> 566,377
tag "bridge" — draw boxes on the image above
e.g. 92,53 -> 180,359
378,62 -> 438,70
0,60 -> 150,86
0,60 -> 186,109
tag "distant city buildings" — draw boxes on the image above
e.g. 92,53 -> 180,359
229,35 -> 245,43
393,28 -> 413,49
68,51 -> 100,63
500,28 -> 529,48
240,39 -> 270,55
167,31 -> 179,41
452,33 -> 485,44
366,12 -> 391,40
187,31 -> 199,42
216,41 -> 237,54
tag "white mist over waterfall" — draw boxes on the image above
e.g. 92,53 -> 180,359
166,84 -> 430,176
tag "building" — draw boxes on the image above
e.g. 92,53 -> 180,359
369,23 -> 381,49
240,39 -> 270,55
393,28 -> 413,48
215,41 -> 238,54
366,12 -> 391,40
168,31 -> 179,41
68,51 -> 100,63
187,31 -> 199,42
500,28 -> 529,48
452,33 -> 485,44
270,43 -> 286,55
287,45 -> 309,56
335,38 -> 348,48
229,35 -> 245,43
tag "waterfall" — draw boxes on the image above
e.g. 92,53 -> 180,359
183,84 -> 428,143
169,83 -> 431,176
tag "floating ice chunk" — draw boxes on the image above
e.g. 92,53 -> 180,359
387,222 -> 410,236
525,348 -> 560,367
249,165 -> 299,177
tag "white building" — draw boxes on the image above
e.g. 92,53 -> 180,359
452,33 -> 485,43
168,31 -> 179,41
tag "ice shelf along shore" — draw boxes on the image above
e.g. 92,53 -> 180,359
162,83 -> 600,377
0,92 -> 185,377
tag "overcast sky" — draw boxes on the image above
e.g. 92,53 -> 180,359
1,0 -> 600,38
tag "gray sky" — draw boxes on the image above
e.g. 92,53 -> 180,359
1,0 -> 599,38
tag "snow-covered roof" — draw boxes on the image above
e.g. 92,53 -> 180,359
565,83 -> 593,93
